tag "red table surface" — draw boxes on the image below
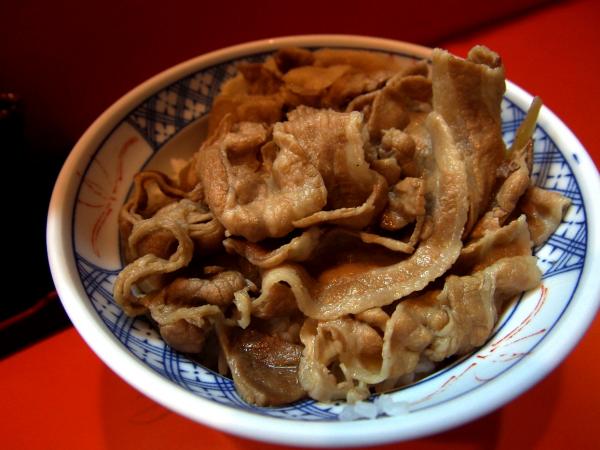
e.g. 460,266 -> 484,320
2,0 -> 599,449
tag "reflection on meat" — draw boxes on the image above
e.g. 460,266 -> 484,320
114,46 -> 568,407
218,327 -> 306,406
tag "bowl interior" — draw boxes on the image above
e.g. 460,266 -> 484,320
53,37 -> 592,438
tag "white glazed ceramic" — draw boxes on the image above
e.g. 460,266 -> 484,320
47,35 -> 600,447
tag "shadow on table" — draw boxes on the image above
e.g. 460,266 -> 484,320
98,361 -> 562,450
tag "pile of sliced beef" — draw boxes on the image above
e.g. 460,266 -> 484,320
114,46 -> 569,406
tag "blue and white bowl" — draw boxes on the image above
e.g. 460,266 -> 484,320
47,35 -> 600,447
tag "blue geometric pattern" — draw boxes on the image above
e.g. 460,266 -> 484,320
127,54 -> 268,149
501,99 -> 586,279
73,50 -> 587,421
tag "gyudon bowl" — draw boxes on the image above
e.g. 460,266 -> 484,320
47,35 -> 600,447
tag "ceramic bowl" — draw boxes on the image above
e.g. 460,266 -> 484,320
47,35 -> 600,447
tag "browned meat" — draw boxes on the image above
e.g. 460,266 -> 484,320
273,47 -> 315,73
313,48 -> 416,74
237,62 -> 282,95
301,112 -> 466,318
432,45 -> 506,236
471,140 -> 533,238
159,319 -> 213,354
251,282 -> 299,320
218,328 -> 306,406
367,74 -> 432,141
119,171 -> 189,262
298,317 -> 382,402
283,65 -> 350,98
298,255 -> 541,402
457,215 -> 533,274
369,157 -> 402,185
197,116 -> 327,241
246,112 -> 469,320
279,106 -> 376,209
223,227 -> 323,269
208,93 -> 284,135
276,106 -> 389,229
380,128 -> 420,177
115,46 -> 556,407
165,271 -> 246,307
142,289 -> 223,354
346,229 -> 419,254
292,173 -> 388,230
380,177 -> 425,231
128,269 -> 248,354
114,200 -> 214,315
519,186 -> 571,246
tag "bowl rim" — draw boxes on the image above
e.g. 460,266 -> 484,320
47,34 -> 600,447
